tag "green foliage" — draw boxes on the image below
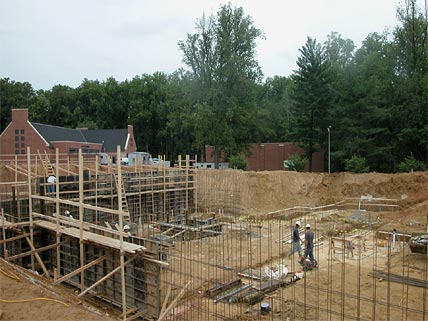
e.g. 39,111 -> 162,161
286,153 -> 308,172
398,154 -> 426,172
292,37 -> 334,171
345,156 -> 370,173
228,155 -> 247,170
0,1 -> 426,173
178,3 -> 265,162
0,78 -> 35,131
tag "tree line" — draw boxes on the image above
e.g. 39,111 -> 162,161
1,1 -> 426,173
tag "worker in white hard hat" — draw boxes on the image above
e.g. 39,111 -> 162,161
123,225 -> 132,236
289,220 -> 302,257
304,223 -> 315,263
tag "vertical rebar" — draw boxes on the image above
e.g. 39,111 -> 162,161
341,232 -> 345,321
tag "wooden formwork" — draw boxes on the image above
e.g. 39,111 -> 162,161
0,147 -> 197,320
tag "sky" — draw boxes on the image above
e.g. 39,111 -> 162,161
0,0 -> 402,90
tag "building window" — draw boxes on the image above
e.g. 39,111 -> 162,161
15,143 -> 19,148
21,129 -> 24,134
15,150 -> 19,155
20,136 -> 25,141
15,129 -> 19,134
21,143 -> 25,148
20,150 -> 25,154
15,136 -> 19,141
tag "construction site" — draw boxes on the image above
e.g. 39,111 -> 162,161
0,148 -> 427,321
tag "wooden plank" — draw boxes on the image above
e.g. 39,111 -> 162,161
126,310 -> 150,321
54,255 -> 107,285
160,285 -> 171,316
0,220 -> 41,229
0,233 -> 31,245
35,221 -> 145,253
119,307 -> 139,319
157,281 -> 192,321
7,240 -> 68,261
25,237 -> 50,278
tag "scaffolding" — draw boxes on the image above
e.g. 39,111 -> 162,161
0,148 -> 196,320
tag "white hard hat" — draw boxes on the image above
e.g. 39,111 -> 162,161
295,220 -> 301,226
306,223 -> 311,228
123,225 -> 130,230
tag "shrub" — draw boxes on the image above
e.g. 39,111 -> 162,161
398,154 -> 426,172
345,155 -> 370,173
286,153 -> 308,172
229,155 -> 247,170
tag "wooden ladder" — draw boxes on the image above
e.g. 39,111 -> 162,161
38,150 -> 55,177
114,173 -> 130,221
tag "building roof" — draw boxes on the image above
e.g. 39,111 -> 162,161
31,123 -> 129,152
81,129 -> 128,152
31,123 -> 87,143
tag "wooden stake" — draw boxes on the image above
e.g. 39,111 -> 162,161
55,148 -> 61,279
117,145 -> 127,321
157,280 -> 192,321
27,147 -> 35,271
159,285 -> 172,316
79,149 -> 84,290
54,255 -> 107,285
78,256 -> 136,298
25,237 -> 50,278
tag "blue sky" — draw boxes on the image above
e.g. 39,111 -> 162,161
0,0 -> 402,90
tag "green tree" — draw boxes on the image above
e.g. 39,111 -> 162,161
391,0 -> 428,166
127,73 -> 174,156
0,78 -> 35,131
345,155 -> 370,173
179,3 -> 265,166
339,32 -> 396,172
398,154 -> 426,172
228,155 -> 247,170
286,153 -> 308,172
292,37 -> 333,171
43,85 -> 76,127
257,76 -> 294,142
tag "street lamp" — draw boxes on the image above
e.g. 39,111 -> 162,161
327,126 -> 331,173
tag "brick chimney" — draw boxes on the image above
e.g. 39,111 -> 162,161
127,125 -> 134,135
12,109 -> 29,124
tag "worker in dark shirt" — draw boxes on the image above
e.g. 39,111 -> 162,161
289,220 -> 302,257
304,223 -> 315,263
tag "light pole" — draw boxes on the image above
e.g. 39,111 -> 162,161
327,126 -> 331,173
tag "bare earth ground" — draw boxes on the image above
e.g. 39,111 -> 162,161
0,258 -> 117,321
0,169 -> 427,320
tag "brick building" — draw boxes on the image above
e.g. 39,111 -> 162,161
205,143 -> 324,172
0,109 -> 137,161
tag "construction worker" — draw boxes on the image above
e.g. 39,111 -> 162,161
46,175 -> 56,195
123,224 -> 132,236
289,220 -> 302,257
304,223 -> 315,263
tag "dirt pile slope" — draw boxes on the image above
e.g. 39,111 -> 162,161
197,170 -> 428,216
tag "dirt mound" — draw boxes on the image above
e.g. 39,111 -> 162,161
0,259 -> 116,321
198,170 -> 428,216
325,171 -> 427,204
